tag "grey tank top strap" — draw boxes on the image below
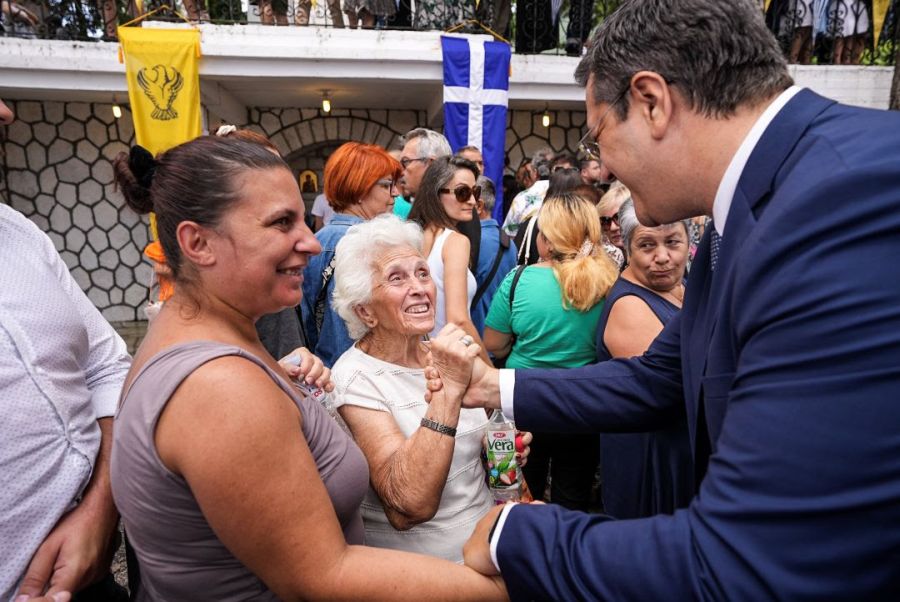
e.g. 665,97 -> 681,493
119,341 -> 304,422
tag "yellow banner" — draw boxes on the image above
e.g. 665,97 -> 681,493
118,27 -> 201,157
873,0 -> 890,48
764,0 -> 772,11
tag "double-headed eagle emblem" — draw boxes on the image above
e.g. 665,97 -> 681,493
137,64 -> 184,121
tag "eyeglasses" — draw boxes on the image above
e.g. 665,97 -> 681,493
400,157 -> 429,169
439,184 -> 482,203
578,86 -> 629,161
600,214 -> 619,228
375,178 -> 394,190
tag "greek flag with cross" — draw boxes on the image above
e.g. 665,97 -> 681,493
441,35 -> 511,221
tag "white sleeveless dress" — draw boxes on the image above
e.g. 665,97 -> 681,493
427,228 -> 477,338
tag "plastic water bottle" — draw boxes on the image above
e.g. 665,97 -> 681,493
283,354 -> 337,414
485,409 -> 520,503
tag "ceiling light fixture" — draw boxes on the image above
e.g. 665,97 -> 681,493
321,90 -> 332,114
112,95 -> 123,119
541,106 -> 550,128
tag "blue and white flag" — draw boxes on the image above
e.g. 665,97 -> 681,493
441,35 -> 511,222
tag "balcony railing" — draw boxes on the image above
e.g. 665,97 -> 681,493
1,0 -> 896,64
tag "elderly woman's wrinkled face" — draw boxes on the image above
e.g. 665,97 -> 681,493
366,245 -> 436,336
628,223 -> 688,293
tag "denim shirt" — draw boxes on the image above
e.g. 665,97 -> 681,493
302,214 -> 365,368
472,219 -> 518,335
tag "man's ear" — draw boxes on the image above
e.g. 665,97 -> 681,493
176,221 -> 217,268
630,71 -> 675,141
354,304 -> 378,329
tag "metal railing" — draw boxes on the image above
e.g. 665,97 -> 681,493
1,0 -> 895,63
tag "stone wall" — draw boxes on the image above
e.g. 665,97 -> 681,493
248,107 -> 428,210
247,105 -> 588,198
505,108 -> 586,169
2,100 -> 586,320
1,99 -> 150,322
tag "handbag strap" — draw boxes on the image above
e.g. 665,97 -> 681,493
313,255 -> 337,334
471,240 -> 508,312
508,265 -> 526,310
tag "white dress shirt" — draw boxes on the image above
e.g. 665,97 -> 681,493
491,86 -> 805,569
0,204 -> 131,599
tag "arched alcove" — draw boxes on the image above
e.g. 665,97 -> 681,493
248,107 -> 427,209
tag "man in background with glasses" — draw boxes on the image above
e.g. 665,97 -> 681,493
400,128 -> 483,275
399,128 -> 452,201
441,0 -> 900,598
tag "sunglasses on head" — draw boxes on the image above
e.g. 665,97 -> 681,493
600,214 -> 619,227
439,184 -> 482,203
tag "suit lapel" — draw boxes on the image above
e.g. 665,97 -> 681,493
682,89 -> 837,475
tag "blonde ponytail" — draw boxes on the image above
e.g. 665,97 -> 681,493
538,193 -> 619,311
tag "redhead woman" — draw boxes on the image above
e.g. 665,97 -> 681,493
109,136 -> 506,600
302,142 -> 402,367
409,156 -> 490,363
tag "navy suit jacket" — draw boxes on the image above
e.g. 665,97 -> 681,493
497,90 -> 900,600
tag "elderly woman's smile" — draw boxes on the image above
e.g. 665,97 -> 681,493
368,246 -> 437,335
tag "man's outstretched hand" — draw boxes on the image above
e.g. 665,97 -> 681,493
463,504 -> 505,576
425,324 -> 502,409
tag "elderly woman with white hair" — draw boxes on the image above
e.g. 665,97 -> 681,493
595,196 -> 694,519
329,214 -> 525,562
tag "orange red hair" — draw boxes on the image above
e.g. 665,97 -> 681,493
324,142 -> 401,212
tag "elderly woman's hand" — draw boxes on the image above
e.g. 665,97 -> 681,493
425,324 -> 482,401
279,348 -> 333,392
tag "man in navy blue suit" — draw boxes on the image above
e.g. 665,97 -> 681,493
427,0 -> 900,598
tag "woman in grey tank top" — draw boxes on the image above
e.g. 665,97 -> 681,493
110,137 -> 506,601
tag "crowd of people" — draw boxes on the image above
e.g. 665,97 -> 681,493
3,0 -> 900,599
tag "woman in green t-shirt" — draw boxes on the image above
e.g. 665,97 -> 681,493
483,192 -> 618,511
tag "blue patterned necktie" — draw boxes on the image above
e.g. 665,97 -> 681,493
709,225 -> 721,271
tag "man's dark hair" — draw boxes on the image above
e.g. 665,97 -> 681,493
552,153 -> 578,171
531,147 -> 554,179
575,0 -> 792,119
546,168 -> 583,197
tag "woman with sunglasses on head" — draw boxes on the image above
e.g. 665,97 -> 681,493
484,193 -> 619,511
597,182 -> 629,263
409,156 -> 490,363
301,142 -> 402,368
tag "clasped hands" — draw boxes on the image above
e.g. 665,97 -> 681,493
422,324 -> 501,409
423,325 -> 535,577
